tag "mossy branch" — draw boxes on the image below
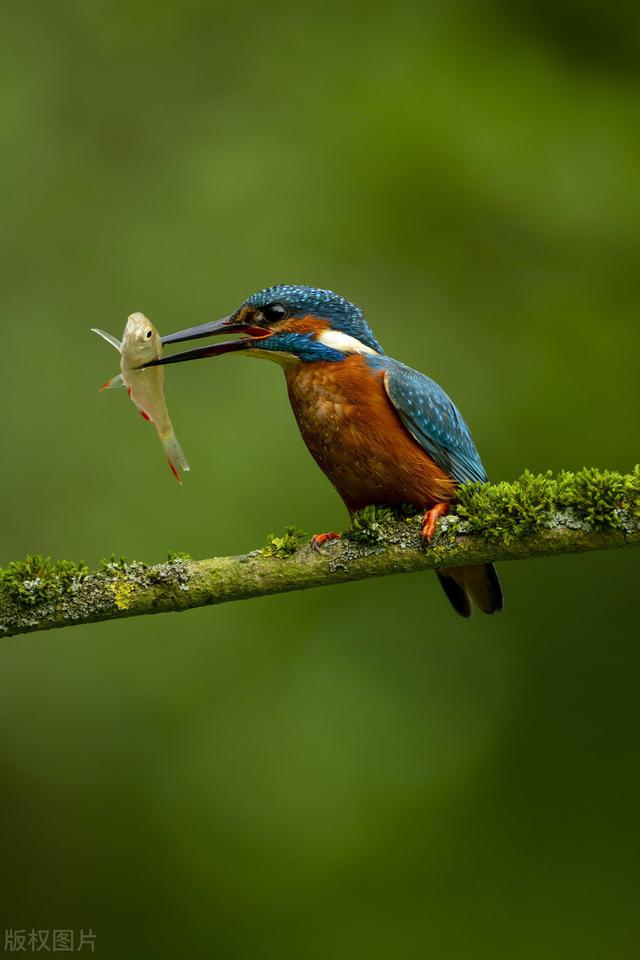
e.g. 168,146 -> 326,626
2,468 -> 639,637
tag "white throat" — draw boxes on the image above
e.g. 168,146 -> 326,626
316,330 -> 378,356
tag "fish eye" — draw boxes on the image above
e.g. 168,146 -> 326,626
145,330 -> 153,339
262,302 -> 288,324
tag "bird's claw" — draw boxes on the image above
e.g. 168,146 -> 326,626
421,503 -> 449,542
311,532 -> 342,554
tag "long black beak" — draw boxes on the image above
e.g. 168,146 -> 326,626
145,314 -> 271,368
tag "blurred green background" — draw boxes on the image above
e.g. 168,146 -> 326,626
1,1 -> 639,957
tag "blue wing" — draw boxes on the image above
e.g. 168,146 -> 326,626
371,355 -> 487,485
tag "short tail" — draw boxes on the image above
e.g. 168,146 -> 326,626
162,435 -> 190,484
436,564 -> 503,618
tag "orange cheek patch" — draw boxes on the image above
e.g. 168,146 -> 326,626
276,316 -> 331,335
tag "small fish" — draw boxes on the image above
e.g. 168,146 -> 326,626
92,313 -> 190,483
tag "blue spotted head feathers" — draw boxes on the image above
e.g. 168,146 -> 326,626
245,285 -> 383,354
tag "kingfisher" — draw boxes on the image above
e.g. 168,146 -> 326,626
148,285 -> 503,617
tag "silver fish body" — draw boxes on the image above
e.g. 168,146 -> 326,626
92,313 -> 190,483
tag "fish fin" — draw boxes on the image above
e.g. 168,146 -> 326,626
99,373 -> 124,392
162,435 -> 190,484
92,328 -> 122,352
139,408 -> 152,422
167,458 -> 181,484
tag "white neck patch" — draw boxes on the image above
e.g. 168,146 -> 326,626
316,330 -> 378,356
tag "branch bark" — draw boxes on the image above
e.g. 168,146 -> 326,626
2,469 -> 639,638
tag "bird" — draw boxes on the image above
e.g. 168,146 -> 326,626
148,284 -> 503,617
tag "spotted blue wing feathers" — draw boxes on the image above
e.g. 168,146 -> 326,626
374,356 -> 487,485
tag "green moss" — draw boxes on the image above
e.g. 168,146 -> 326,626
99,553 -> 130,573
345,468 -> 640,547
54,558 -> 90,591
455,470 -> 557,543
0,555 -> 89,607
626,465 -> 640,519
167,550 -> 192,562
558,467 -> 633,530
348,503 -> 417,544
262,526 -> 307,558
454,466 -> 640,543
349,505 -> 395,544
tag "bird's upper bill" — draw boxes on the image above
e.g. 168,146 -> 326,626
143,285 -> 383,368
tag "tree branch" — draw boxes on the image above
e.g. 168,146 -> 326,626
2,468 -> 639,637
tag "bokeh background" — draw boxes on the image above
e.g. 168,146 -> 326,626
1,1 -> 639,957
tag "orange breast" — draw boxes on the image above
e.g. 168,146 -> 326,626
285,355 -> 456,513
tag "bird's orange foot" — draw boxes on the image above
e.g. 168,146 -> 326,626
421,502 -> 449,542
311,532 -> 342,553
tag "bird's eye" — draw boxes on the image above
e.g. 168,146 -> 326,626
262,302 -> 288,324
145,330 -> 153,339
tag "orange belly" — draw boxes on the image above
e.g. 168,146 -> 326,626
286,356 -> 456,513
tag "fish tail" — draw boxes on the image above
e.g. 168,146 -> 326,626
162,434 -> 190,484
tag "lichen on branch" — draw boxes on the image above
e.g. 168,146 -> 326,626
1,467 -> 639,638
